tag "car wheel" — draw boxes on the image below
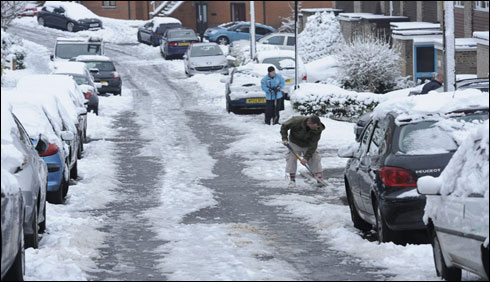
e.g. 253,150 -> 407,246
374,201 -> 397,243
432,229 -> 462,281
24,204 -> 39,249
483,245 -> 489,279
346,184 -> 371,232
70,160 -> 78,180
226,99 -> 234,113
37,17 -> 45,26
217,36 -> 229,45
78,138 -> 83,159
3,243 -> 24,281
137,33 -> 141,43
66,22 -> 75,32
47,175 -> 67,204
38,199 -> 46,234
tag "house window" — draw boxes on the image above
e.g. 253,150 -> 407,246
475,1 -> 489,11
454,1 -> 464,8
231,3 -> 246,22
102,1 -> 116,7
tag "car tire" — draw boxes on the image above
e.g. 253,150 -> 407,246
38,17 -> 45,26
70,160 -> 78,180
137,33 -> 141,43
432,229 -> 462,281
3,243 -> 24,281
47,175 -> 67,204
77,139 -> 83,159
38,199 -> 46,234
374,201 -> 398,243
226,99 -> 235,113
483,245 -> 489,279
151,36 -> 158,47
217,36 -> 229,45
66,22 -> 75,32
24,204 -> 39,249
115,90 -> 121,96
346,184 -> 371,232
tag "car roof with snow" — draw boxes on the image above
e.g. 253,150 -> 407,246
372,89 -> 489,124
43,1 -> 100,20
52,61 -> 89,76
74,55 -> 112,62
152,17 -> 181,25
56,36 -> 103,43
256,50 -> 296,61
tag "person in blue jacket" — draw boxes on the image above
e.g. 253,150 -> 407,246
261,66 -> 286,125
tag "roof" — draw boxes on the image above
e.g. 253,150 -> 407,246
52,61 -> 88,76
75,55 -> 112,62
434,38 -> 477,51
338,13 -> 407,21
473,31 -> 489,46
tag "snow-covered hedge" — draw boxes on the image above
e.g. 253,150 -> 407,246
336,34 -> 409,93
298,12 -> 344,64
290,83 -> 384,120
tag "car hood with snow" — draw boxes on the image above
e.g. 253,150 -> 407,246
228,63 -> 274,100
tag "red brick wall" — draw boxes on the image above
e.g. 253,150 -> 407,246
81,1 -> 151,20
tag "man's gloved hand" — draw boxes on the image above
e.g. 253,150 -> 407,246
282,140 -> 289,146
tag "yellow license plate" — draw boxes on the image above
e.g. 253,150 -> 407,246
286,79 -> 292,83
246,98 -> 266,103
178,42 -> 190,46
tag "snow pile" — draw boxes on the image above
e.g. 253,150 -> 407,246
304,55 -> 340,83
372,89 -> 490,124
290,83 -> 385,120
336,34 -> 409,93
298,11 -> 344,64
0,98 -> 24,173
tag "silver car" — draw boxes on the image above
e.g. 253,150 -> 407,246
184,43 -> 228,77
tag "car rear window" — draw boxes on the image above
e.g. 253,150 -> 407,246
191,45 -> 223,57
83,61 -> 115,71
262,57 -> 295,70
56,43 -> 102,59
156,23 -> 181,33
167,30 -> 196,39
71,75 -> 89,85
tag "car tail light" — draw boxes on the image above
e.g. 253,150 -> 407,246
379,167 -> 417,187
302,75 -> 307,81
85,90 -> 92,100
39,143 -> 59,157
113,71 -> 120,78
168,42 -> 177,47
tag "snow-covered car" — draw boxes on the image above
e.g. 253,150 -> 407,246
17,2 -> 40,17
338,90 -> 489,243
37,1 -> 102,32
204,22 -> 275,45
224,63 -> 274,114
410,77 -> 489,95
16,75 -> 87,177
1,98 -> 49,249
255,50 -> 307,99
52,36 -> 104,61
160,28 -> 199,59
52,61 -> 100,115
137,17 -> 182,47
9,97 -> 74,205
417,120 -> 489,281
73,55 -> 122,96
184,43 -> 228,76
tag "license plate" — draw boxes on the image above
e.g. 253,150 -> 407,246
101,81 -> 108,86
90,23 -> 99,27
178,42 -> 190,46
286,79 -> 292,83
246,98 -> 266,103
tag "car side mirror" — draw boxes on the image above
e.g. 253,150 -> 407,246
35,134 -> 49,155
77,107 -> 88,116
417,176 -> 441,195
337,142 -> 359,158
61,131 -> 75,142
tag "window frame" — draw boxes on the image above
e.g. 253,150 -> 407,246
102,1 -> 116,8
475,1 -> 489,11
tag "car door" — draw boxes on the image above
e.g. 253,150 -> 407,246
435,195 -> 465,266
52,6 -> 66,29
263,35 -> 285,46
359,119 -> 389,215
140,22 -> 153,44
233,25 -> 249,41
285,36 -> 295,50
349,120 -> 375,213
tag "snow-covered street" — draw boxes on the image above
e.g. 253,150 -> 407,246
2,8 -> 487,281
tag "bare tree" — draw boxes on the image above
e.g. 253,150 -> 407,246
278,1 -> 302,33
1,1 -> 27,30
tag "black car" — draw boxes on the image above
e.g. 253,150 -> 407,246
137,17 -> 182,47
339,108 -> 489,243
37,2 -> 102,32
74,55 -> 122,96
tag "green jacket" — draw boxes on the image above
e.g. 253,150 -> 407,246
280,116 -> 325,160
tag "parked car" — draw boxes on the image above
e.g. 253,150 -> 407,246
160,28 -> 199,59
73,55 -> 122,96
417,120 -> 489,281
10,100 -> 74,205
258,32 -> 295,50
16,75 -> 87,177
52,61 -> 100,114
354,112 -> 373,142
184,43 -> 228,76
224,63 -> 274,114
254,50 -> 307,99
37,1 -> 102,32
17,2 -> 40,17
137,17 -> 182,46
1,172 -> 25,281
52,36 -> 104,61
204,22 -> 275,45
410,77 -> 489,95
338,106 -> 489,243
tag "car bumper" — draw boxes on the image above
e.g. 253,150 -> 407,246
380,195 -> 427,231
189,65 -> 228,75
74,22 -> 102,32
167,46 -> 190,56
230,98 -> 267,111
95,78 -> 122,94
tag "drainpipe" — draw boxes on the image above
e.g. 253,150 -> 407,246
128,1 -> 131,19
146,1 -> 149,20
263,1 -> 266,25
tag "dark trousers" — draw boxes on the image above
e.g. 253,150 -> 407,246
265,99 -> 281,125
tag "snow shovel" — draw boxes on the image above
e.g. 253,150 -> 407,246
284,143 -> 328,187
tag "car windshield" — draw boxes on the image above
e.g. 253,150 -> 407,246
83,61 -> 115,71
398,112 -> 489,155
262,57 -> 295,70
168,30 -> 196,39
56,43 -> 102,59
191,45 -> 223,57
